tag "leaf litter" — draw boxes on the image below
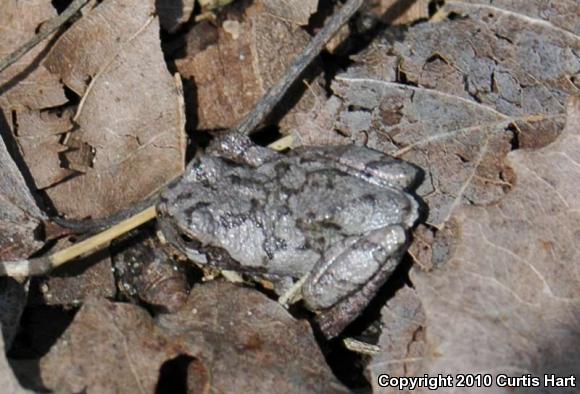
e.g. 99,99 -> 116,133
42,0 -> 186,219
40,283 -> 348,393
175,0 -> 324,132
293,0 -> 579,225
369,97 -> 580,393
0,0 -> 578,392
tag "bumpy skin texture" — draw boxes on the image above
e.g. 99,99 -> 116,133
158,135 -> 420,336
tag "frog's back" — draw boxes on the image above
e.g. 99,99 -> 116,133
161,150 -> 418,278
245,154 -> 417,276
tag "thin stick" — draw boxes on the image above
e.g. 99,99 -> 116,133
0,206 -> 157,277
0,0 -> 90,74
233,0 -> 364,136
50,206 -> 157,266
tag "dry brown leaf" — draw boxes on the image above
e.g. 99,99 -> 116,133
366,286 -> 426,389
177,6 -> 324,132
32,238 -> 115,307
40,298 -> 178,393
365,0 -> 429,25
445,0 -> 579,35
0,322 -> 29,393
0,0 -> 69,259
0,0 -> 67,111
41,0 -> 185,218
157,282 -> 348,393
392,97 -> 580,392
0,131 -> 44,260
293,2 -> 579,225
293,96 -> 350,146
259,0 -> 319,26
12,109 -> 75,189
41,283 -> 347,393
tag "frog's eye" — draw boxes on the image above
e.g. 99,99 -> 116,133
179,232 -> 200,249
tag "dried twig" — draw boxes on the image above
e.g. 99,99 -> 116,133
0,0 -> 90,75
233,0 -> 364,136
0,207 -> 156,277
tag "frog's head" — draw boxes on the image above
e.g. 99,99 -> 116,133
156,194 -> 209,265
156,157 -> 227,265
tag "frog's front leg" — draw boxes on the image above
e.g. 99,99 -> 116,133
206,131 -> 280,167
302,225 -> 409,338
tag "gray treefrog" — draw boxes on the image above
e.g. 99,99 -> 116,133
157,133 -> 421,337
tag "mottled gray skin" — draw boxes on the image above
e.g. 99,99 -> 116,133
157,133 -> 420,334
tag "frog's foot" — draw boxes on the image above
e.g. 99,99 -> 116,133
316,255 -> 400,338
302,225 -> 408,338
206,131 -> 279,167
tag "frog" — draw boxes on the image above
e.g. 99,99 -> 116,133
157,132 -> 421,337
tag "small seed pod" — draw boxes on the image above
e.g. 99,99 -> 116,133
113,230 -> 189,313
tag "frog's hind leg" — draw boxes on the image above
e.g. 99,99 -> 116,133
293,145 -> 421,190
206,131 -> 279,167
302,225 -> 409,338
315,253 -> 402,338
